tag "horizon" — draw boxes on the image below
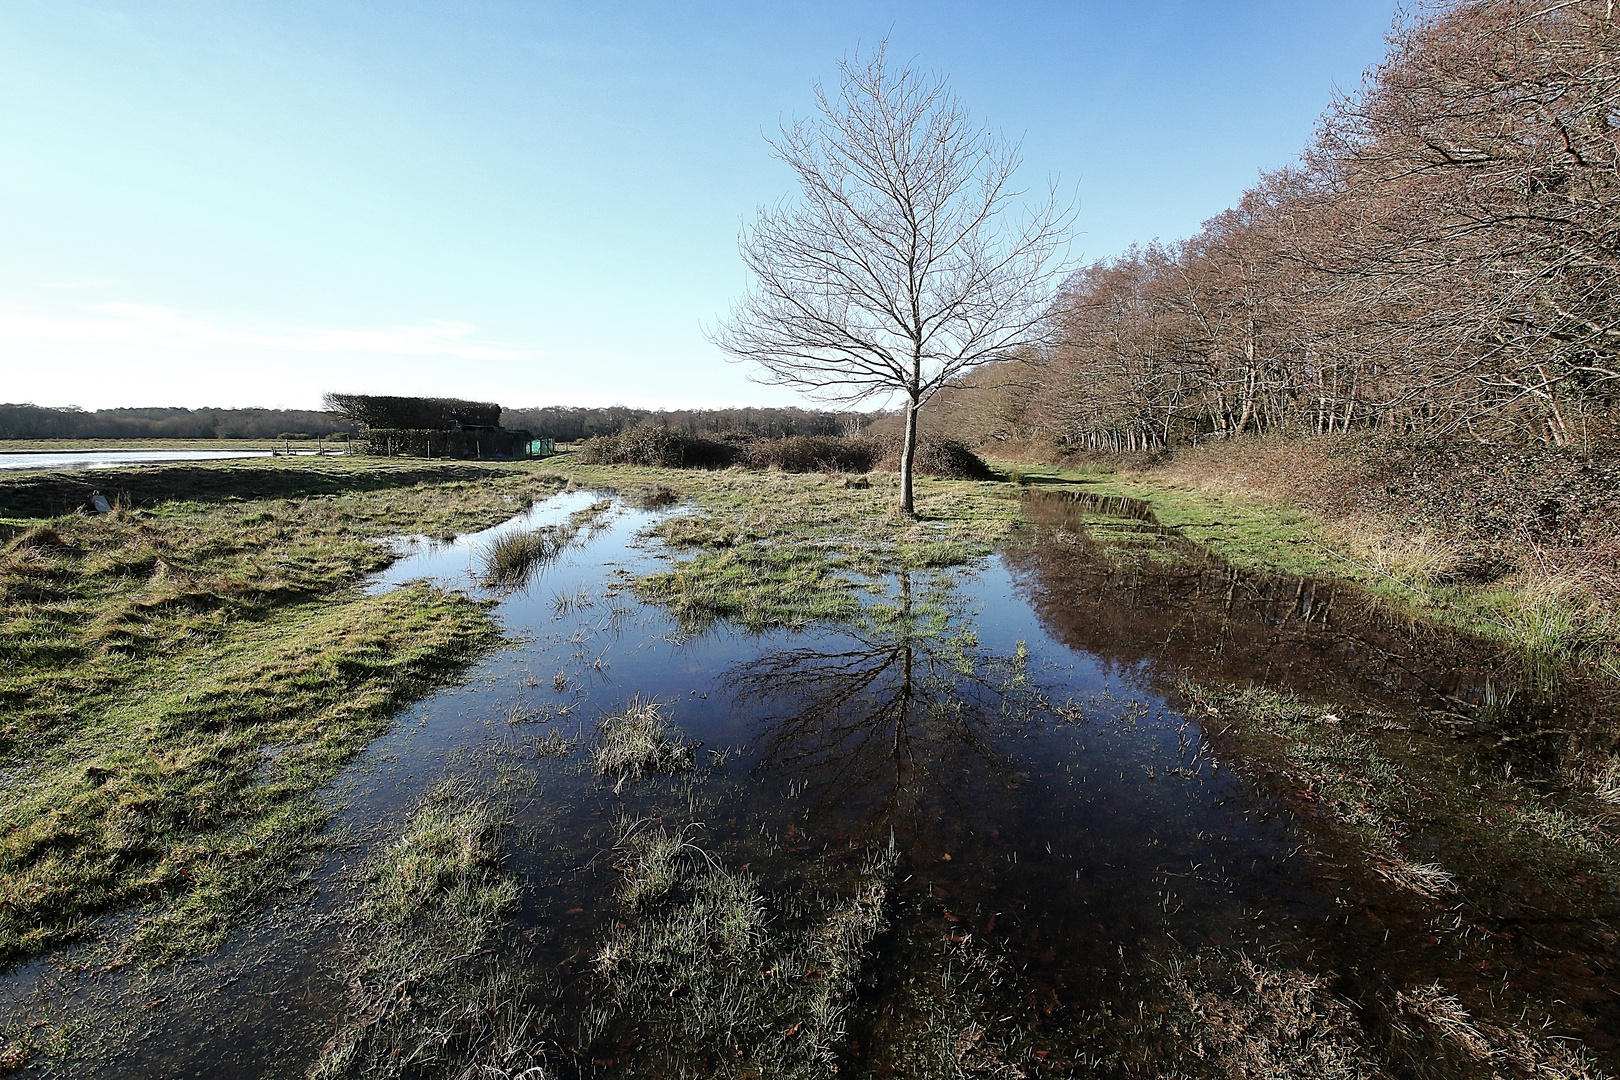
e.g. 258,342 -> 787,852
3,1 -> 1396,412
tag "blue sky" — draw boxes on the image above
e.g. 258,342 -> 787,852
0,1 -> 1396,412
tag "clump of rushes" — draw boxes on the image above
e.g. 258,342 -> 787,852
480,522 -> 577,589
591,697 -> 694,790
311,777 -> 550,1079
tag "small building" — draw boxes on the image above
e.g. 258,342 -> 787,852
327,394 -> 537,460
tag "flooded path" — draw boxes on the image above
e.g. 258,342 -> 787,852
7,487 -> 1617,1078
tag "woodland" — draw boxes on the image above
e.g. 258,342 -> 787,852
936,0 -> 1620,455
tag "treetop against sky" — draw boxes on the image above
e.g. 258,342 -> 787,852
0,0 -> 1393,412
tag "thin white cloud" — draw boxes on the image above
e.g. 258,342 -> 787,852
0,301 -> 531,363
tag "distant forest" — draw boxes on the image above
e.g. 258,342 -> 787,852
937,0 -> 1620,452
502,406 -> 880,441
0,402 -> 880,442
0,404 -> 358,441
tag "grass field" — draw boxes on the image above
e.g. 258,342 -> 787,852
0,456 -> 561,965
1,445 -> 1612,974
1,446 -> 1616,1078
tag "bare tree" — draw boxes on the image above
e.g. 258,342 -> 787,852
714,42 -> 1073,514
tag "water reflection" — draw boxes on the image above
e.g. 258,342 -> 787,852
1014,489 -> 1571,741
731,571 -> 1027,830
11,486 -> 1617,1077
1008,488 -> 1620,1059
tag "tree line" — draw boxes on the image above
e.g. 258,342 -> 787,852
502,405 -> 882,442
0,401 -> 884,444
0,404 -> 358,441
940,0 -> 1620,453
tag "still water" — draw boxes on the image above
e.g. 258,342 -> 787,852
10,488 -> 1617,1077
0,450 -> 277,471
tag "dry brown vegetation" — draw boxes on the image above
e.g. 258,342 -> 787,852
937,0 -> 1620,453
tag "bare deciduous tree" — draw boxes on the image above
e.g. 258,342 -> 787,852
713,42 -> 1073,514
952,0 -> 1620,455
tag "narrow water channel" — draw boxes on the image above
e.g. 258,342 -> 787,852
10,487 -> 1617,1078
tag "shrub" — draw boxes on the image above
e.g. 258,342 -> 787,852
743,433 -> 993,478
575,425 -> 738,468
875,434 -> 996,479
575,426 -> 993,479
742,435 -> 883,473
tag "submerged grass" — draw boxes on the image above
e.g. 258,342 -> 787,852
0,458 -> 562,967
1179,681 -> 1620,893
589,818 -> 896,1077
311,776 -> 544,1080
591,696 -> 694,790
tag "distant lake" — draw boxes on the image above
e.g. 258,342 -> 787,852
0,449 -> 277,472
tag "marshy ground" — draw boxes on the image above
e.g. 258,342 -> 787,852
0,450 -> 1616,1078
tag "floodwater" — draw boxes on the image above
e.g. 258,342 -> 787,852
0,449 -> 279,471
6,488 -> 1617,1077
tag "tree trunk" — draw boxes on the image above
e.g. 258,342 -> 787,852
899,396 -> 920,517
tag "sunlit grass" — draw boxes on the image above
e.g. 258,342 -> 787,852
0,459 -> 559,966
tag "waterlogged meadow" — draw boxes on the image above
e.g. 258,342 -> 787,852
2,471 -> 1618,1078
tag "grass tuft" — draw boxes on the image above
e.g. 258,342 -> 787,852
591,697 -> 694,790
481,523 -> 576,589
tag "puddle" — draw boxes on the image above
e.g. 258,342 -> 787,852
8,487 -> 1618,1076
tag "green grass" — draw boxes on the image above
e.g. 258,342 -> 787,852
0,459 -> 563,966
311,777 -> 540,1079
993,460 -> 1347,578
553,460 -> 1025,632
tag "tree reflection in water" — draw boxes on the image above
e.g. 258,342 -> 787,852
726,569 -> 1041,844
